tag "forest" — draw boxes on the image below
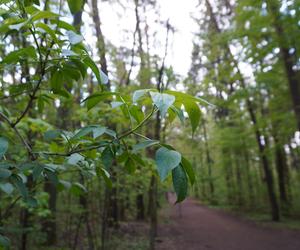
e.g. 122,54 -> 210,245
0,0 -> 300,249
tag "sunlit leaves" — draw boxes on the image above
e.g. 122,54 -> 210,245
155,147 -> 181,181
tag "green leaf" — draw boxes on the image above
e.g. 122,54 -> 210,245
9,21 -> 27,30
150,92 -> 175,117
132,140 -> 159,152
72,126 -> 94,140
181,157 -> 195,185
83,56 -> 102,84
35,22 -> 58,42
172,165 -> 188,203
125,156 -> 136,173
2,46 -> 37,64
83,92 -> 115,110
50,69 -> 64,91
30,10 -> 58,22
70,182 -> 87,196
0,168 -> 11,179
170,105 -> 185,124
67,153 -> 84,165
45,169 -> 58,185
67,0 -> 84,14
24,0 -> 39,6
132,89 -> 152,102
131,153 -> 145,166
44,130 -> 61,141
66,30 -> 83,44
129,105 -> 144,123
61,49 -> 77,57
111,101 -> 124,109
100,70 -> 109,84
105,129 -> 116,138
0,234 -> 10,248
32,164 -> 44,181
165,90 -> 214,107
50,19 -> 76,31
184,100 -> 201,134
98,167 -> 112,189
0,182 -> 14,195
92,126 -> 106,138
25,197 -> 38,208
0,137 -> 8,159
155,147 -> 181,181
101,146 -> 114,170
58,180 -> 71,190
12,175 -> 28,198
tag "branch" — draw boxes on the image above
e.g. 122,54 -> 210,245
0,112 -> 33,155
39,107 -> 157,157
118,106 -> 157,140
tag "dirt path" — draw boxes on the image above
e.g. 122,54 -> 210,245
157,195 -> 300,250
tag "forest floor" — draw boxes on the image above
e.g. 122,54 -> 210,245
156,194 -> 300,250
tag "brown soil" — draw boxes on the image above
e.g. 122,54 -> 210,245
157,194 -> 300,250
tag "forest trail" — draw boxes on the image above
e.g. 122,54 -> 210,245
157,194 -> 300,250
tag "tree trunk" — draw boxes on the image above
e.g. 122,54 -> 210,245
136,193 -> 145,220
205,0 -> 280,221
202,119 -> 215,201
266,0 -> 300,131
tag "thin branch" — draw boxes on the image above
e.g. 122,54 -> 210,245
118,106 -> 157,140
39,107 -> 157,157
0,112 -> 33,154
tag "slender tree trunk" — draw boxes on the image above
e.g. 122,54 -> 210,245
42,181 -> 57,245
266,0 -> 300,131
91,0 -> 110,88
205,0 -> 280,221
273,134 -> 291,211
243,147 -> 255,207
136,193 -> 145,220
148,173 -> 158,250
202,119 -> 215,201
235,155 -> 244,206
79,176 -> 95,250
